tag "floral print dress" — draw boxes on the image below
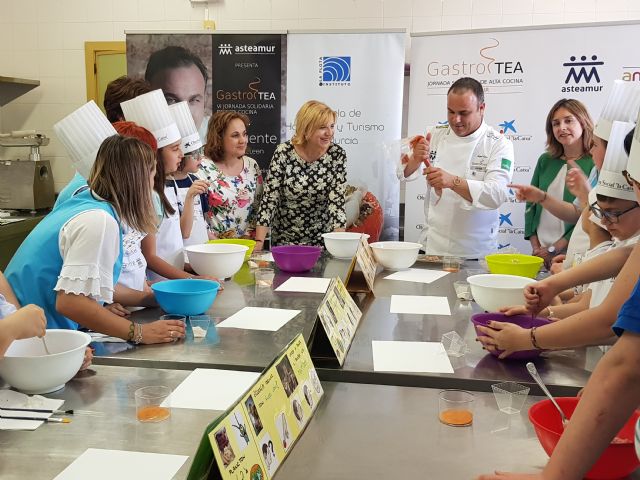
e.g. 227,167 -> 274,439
256,141 -> 347,246
199,156 -> 263,238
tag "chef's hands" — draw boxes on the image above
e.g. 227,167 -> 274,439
402,132 -> 431,175
508,183 -> 546,203
475,321 -> 531,359
425,166 -> 456,190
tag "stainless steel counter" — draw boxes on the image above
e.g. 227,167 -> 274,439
93,257 -> 600,395
3,365 -> 614,480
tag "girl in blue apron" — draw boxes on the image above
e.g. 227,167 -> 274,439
5,136 -> 185,343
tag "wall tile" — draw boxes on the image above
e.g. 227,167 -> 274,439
595,11 -> 632,21
357,0 -> 384,18
245,0 -> 273,19
63,77 -> 87,105
164,0 -> 192,21
10,0 -> 38,23
595,0 -> 628,12
383,16 -> 412,31
37,22 -> 65,51
442,15 -> 472,29
472,14 -> 503,28
472,0 -> 502,15
355,17 -> 385,28
383,0 -> 412,17
270,18 -> 302,30
113,21 -> 143,41
412,0 -> 443,17
412,15 -> 443,32
443,0 -> 472,16
63,0 -> 89,23
87,0 -> 114,22
37,0 -> 65,23
112,0 -> 140,21
501,13 -> 533,26
533,0 -> 563,14
138,0 -> 165,22
532,13 -> 558,24
502,0 -> 533,15
38,51 -> 65,77
12,23 -> 37,51
12,51 -> 39,78
564,0 -> 595,13
272,0 -> 301,19
563,11 -> 597,22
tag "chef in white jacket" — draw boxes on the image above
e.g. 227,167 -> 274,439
401,77 -> 514,258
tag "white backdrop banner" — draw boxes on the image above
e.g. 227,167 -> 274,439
406,21 -> 640,253
286,31 -> 405,240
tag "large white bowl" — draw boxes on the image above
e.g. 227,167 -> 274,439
322,232 -> 370,259
0,329 -> 91,394
186,243 -> 249,279
369,241 -> 422,270
467,274 -> 534,312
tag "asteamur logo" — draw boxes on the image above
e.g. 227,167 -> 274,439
319,56 -> 351,86
218,43 -> 232,55
561,54 -> 604,93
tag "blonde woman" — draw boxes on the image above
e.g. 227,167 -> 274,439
255,100 -> 347,247
5,136 -> 185,344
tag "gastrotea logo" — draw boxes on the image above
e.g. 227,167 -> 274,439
219,43 -> 232,55
562,55 -> 604,93
319,56 -> 351,86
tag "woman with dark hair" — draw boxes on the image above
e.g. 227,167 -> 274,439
201,110 -> 263,239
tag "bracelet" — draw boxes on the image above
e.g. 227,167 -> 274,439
540,191 -> 547,203
133,322 -> 143,345
547,307 -> 554,318
530,326 -> 542,350
127,321 -> 135,342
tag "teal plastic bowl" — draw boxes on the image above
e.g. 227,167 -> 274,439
151,279 -> 220,316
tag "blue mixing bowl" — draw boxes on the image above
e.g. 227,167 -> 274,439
151,279 -> 220,316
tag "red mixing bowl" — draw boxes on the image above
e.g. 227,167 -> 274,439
529,397 -> 640,479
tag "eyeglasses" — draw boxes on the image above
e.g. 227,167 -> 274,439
622,170 -> 640,188
589,201 -> 639,224
184,147 -> 204,162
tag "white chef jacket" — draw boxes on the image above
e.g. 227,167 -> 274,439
401,122 -> 514,258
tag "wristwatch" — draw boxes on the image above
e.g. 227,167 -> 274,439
453,176 -> 462,188
547,245 -> 556,255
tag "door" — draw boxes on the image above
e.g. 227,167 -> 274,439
85,41 -> 127,114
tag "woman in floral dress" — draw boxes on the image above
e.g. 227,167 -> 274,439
255,100 -> 347,248
200,111 -> 263,239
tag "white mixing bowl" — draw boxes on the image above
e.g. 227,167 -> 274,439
467,274 -> 534,312
369,241 -> 422,270
0,329 -> 91,394
322,232 -> 370,259
185,243 -> 249,279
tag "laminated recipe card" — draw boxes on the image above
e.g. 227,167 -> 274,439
187,333 -> 324,480
344,235 -> 378,293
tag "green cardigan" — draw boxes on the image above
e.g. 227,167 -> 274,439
524,152 -> 594,240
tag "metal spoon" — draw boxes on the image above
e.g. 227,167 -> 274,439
41,337 -> 51,355
526,362 -> 569,426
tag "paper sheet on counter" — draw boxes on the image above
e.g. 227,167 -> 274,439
217,306 -> 300,331
275,277 -> 331,293
53,448 -> 188,480
372,341 -> 454,373
0,390 -> 65,430
390,295 -> 451,315
384,268 -> 449,284
164,368 -> 259,411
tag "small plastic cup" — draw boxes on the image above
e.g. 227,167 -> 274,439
443,256 -> 463,272
438,389 -> 474,426
441,331 -> 469,357
135,385 -> 172,423
254,267 -> 275,288
453,281 -> 472,301
160,314 -> 186,325
491,381 -> 530,414
189,315 -> 211,340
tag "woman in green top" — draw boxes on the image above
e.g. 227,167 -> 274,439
511,99 -> 594,266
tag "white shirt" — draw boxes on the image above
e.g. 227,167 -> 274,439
55,209 -> 120,304
0,294 -> 17,319
401,122 -> 514,257
537,165 -> 567,247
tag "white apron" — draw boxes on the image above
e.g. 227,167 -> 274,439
148,185 -> 184,282
174,175 -> 209,248
420,124 -> 499,258
118,225 -> 147,291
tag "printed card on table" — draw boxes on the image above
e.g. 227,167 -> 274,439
310,277 -> 363,367
187,334 -> 323,480
344,235 -> 378,293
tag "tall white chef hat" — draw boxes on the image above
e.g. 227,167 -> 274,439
53,101 -> 117,179
169,101 -> 202,154
593,80 -> 640,141
120,89 -> 180,149
596,121 -> 636,201
626,109 -> 640,184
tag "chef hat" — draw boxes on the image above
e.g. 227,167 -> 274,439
169,101 -> 202,154
593,80 -> 640,141
53,101 -> 117,179
596,121 -> 636,201
627,110 -> 640,183
120,89 -> 180,148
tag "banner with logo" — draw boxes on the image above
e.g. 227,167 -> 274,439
126,32 -> 285,170
406,21 -> 640,253
285,31 -> 405,240
212,34 -> 286,170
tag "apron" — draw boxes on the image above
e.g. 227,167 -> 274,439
420,124 -> 497,258
173,175 -> 209,249
147,185 -> 184,282
118,225 -> 147,291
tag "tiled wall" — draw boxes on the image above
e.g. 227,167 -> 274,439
0,0 -> 638,191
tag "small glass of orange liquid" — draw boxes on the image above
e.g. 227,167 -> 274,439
135,386 -> 172,423
443,256 -> 463,273
438,389 -> 474,427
